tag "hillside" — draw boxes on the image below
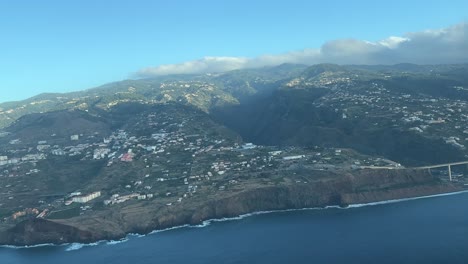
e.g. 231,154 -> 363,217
0,64 -> 308,129
212,64 -> 468,165
1,63 -> 468,245
1,64 -> 467,167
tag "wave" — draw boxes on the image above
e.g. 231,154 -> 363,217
106,238 -> 129,246
0,243 -> 56,249
148,224 -> 190,235
127,233 -> 147,238
64,243 -> 85,251
3,190 -> 468,251
65,242 -> 100,251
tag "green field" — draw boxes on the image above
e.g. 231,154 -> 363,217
47,205 -> 81,219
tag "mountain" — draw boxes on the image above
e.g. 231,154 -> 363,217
213,64 -> 468,165
1,63 -> 468,166
0,64 -> 308,129
1,63 -> 468,165
0,63 -> 467,246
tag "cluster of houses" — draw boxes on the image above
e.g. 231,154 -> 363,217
11,208 -> 39,220
102,193 -> 154,205
312,79 -> 468,150
0,154 -> 45,166
8,207 -> 49,221
1,98 -> 444,223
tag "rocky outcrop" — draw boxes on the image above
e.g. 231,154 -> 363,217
0,218 -> 100,246
186,169 -> 459,223
0,169 -> 462,246
117,169 -> 461,237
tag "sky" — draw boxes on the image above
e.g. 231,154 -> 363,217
0,0 -> 467,103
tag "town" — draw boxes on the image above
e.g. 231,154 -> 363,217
0,103 -> 432,225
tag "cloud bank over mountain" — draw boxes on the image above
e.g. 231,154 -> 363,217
137,22 -> 467,77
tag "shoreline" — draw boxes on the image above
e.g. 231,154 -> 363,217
2,189 -> 467,251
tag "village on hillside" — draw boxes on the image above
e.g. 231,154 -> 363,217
0,107 -> 414,224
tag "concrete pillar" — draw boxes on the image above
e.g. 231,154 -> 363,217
448,165 -> 452,181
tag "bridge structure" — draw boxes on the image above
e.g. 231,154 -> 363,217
360,160 -> 468,182
414,161 -> 468,181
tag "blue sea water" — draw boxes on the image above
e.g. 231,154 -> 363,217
2,192 -> 468,264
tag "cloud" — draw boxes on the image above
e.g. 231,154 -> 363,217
136,22 -> 468,77
137,56 -> 250,76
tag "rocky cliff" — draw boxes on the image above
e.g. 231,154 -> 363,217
0,169 -> 461,246
0,218 -> 100,246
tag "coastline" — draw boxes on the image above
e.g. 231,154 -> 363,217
2,189 -> 467,251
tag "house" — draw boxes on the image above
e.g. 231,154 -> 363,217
242,143 -> 256,150
37,144 -> 51,151
22,154 -> 46,161
0,156 -> 8,166
283,155 -> 305,161
8,158 -> 20,164
51,149 -> 66,156
268,151 -> 282,156
121,153 -> 134,162
93,148 -> 111,159
9,139 -> 20,145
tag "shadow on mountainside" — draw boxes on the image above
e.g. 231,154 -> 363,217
211,87 -> 466,167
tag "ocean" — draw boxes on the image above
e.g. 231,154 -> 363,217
2,192 -> 468,264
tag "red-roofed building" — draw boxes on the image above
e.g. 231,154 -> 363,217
121,153 -> 133,162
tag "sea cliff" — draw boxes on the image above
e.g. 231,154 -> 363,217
0,169 -> 461,246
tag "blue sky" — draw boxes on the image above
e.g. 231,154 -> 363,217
0,0 -> 467,103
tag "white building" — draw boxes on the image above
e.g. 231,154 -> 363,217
71,191 -> 101,203
37,145 -> 51,151
22,154 -> 46,161
9,139 -> 20,144
93,148 -> 111,159
0,156 -> 8,166
8,158 -> 20,164
51,149 -> 66,156
283,155 -> 306,161
242,143 -> 256,150
268,151 -> 282,156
